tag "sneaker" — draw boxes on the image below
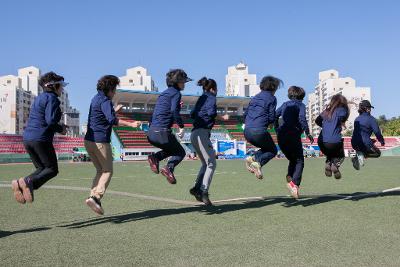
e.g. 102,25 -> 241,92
201,192 -> 213,206
189,187 -> 202,202
351,156 -> 360,170
356,151 -> 365,167
250,162 -> 263,179
325,162 -> 332,177
148,154 -> 159,174
160,166 -> 177,184
18,178 -> 34,203
331,163 -> 342,179
286,175 -> 292,183
286,181 -> 299,199
85,196 -> 104,215
245,156 -> 255,173
11,179 -> 26,204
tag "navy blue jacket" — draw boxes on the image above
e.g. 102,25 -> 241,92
275,99 -> 310,136
244,91 -> 277,129
85,91 -> 119,143
315,107 -> 349,143
23,91 -> 63,142
150,87 -> 184,129
351,112 -> 385,149
190,92 -> 217,130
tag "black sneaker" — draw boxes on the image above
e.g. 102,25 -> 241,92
85,196 -> 104,215
325,162 -> 332,177
331,163 -> 342,179
189,187 -> 202,202
201,192 -> 212,206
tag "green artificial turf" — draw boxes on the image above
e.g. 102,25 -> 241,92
0,157 -> 399,266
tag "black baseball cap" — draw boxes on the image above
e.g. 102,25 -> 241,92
359,100 -> 374,109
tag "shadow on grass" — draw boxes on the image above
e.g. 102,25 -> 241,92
59,190 -> 400,229
0,227 -> 51,239
284,190 -> 400,207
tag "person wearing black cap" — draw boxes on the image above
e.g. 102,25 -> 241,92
351,100 -> 385,170
147,69 -> 192,184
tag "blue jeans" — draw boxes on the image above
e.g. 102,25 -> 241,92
244,128 -> 277,166
147,128 -> 186,171
277,131 -> 304,186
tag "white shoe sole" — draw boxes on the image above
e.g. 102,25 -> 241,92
286,183 -> 299,199
245,157 -> 255,173
85,198 -> 104,215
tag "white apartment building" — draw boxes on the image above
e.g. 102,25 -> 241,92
0,66 -> 80,136
306,69 -> 371,136
225,62 -> 259,97
118,66 -> 158,92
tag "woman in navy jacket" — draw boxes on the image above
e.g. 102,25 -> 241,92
275,86 -> 314,198
244,76 -> 283,180
12,72 -> 68,204
84,75 -> 140,215
147,69 -> 192,184
315,94 -> 349,179
189,77 -> 229,205
351,100 -> 385,170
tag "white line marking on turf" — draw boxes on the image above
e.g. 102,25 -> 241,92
0,184 -> 199,206
214,186 -> 400,203
1,182 -> 398,205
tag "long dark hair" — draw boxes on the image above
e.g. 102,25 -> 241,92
197,77 -> 217,92
324,94 -> 349,119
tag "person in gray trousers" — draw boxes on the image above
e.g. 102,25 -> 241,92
189,77 -> 228,205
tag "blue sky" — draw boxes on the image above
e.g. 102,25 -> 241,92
1,0 -> 399,123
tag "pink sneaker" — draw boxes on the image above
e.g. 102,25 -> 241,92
287,181 -> 299,199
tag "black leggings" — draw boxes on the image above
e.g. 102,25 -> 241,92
24,141 -> 59,190
318,137 -> 344,165
363,145 -> 381,158
353,143 -> 381,158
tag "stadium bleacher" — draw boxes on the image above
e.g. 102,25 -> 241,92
113,112 -> 400,154
0,134 -> 84,154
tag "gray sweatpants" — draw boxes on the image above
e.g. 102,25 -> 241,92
190,128 -> 216,192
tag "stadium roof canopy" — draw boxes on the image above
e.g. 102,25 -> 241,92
114,89 -> 251,113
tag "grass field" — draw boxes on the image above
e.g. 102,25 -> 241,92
1,157 -> 400,267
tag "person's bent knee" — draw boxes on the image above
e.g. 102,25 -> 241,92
207,158 -> 216,170
47,166 -> 59,178
178,148 -> 186,158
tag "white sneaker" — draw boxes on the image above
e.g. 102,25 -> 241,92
250,162 -> 263,179
356,151 -> 365,167
245,156 -> 255,173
